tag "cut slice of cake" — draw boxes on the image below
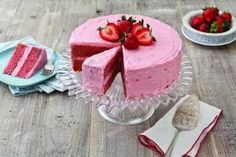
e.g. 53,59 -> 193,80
82,46 -> 121,94
69,19 -> 121,72
3,43 -> 47,78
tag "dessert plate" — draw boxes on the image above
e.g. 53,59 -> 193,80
0,45 -> 60,87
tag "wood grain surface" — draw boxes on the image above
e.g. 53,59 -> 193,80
0,0 -> 236,156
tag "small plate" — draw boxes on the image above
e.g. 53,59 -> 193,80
0,45 -> 60,87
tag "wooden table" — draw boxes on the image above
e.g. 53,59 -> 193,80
0,0 -> 236,156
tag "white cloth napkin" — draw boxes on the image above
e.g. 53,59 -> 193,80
0,36 -> 65,96
138,95 -> 222,157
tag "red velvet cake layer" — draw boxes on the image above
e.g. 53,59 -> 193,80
3,44 -> 27,75
71,45 -> 110,71
102,50 -> 121,93
17,47 -> 41,78
103,63 -> 121,94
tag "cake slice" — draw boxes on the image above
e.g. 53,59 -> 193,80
3,43 -> 47,78
82,46 -> 121,94
69,19 -> 120,72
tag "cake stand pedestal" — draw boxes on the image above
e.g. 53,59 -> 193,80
98,105 -> 155,125
56,52 -> 193,125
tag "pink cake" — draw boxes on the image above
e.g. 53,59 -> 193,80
4,43 -> 47,78
69,14 -> 182,98
82,47 -> 121,94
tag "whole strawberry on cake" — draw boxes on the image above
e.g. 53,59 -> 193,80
69,14 -> 182,99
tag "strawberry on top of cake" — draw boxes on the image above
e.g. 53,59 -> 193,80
4,43 -> 47,78
69,14 -> 182,99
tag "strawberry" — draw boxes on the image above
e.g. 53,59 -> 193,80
98,22 -> 120,42
131,19 -> 144,35
117,16 -> 136,34
217,25 -> 223,33
191,16 -> 204,28
123,33 -> 139,50
215,16 -> 231,32
222,20 -> 231,31
117,20 -> 132,34
136,28 -> 156,46
215,16 -> 224,25
202,7 -> 219,24
210,21 -> 223,33
221,11 -> 232,22
198,23 -> 208,32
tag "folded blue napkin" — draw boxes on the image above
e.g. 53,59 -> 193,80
0,36 -> 65,96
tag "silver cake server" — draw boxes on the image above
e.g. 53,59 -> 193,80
165,95 -> 200,157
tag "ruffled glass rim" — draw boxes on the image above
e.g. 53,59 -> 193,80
56,52 -> 193,125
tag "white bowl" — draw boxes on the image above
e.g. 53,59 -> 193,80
182,10 -> 236,46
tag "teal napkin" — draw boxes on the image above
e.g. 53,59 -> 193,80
0,36 -> 65,96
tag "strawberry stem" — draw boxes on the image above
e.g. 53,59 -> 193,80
121,15 -> 126,20
119,33 -> 127,44
128,16 -> 136,23
139,19 -> 144,26
153,37 -> 156,42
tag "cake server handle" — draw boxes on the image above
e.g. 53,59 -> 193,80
165,130 -> 179,157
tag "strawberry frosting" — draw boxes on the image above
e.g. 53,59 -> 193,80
69,14 -> 182,98
82,47 -> 121,94
11,46 -> 33,77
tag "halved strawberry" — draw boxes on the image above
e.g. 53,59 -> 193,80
117,16 -> 136,35
98,22 -> 120,42
202,7 -> 219,24
135,28 -> 156,46
123,33 -> 139,50
191,16 -> 204,29
131,19 -> 144,35
221,11 -> 232,22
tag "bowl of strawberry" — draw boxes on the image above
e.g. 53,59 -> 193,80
182,7 -> 236,46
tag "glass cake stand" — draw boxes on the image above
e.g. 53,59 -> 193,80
56,52 -> 193,125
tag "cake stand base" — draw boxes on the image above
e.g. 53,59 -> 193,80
98,105 -> 155,125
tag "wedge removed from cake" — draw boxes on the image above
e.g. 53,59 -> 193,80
82,46 -> 122,95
